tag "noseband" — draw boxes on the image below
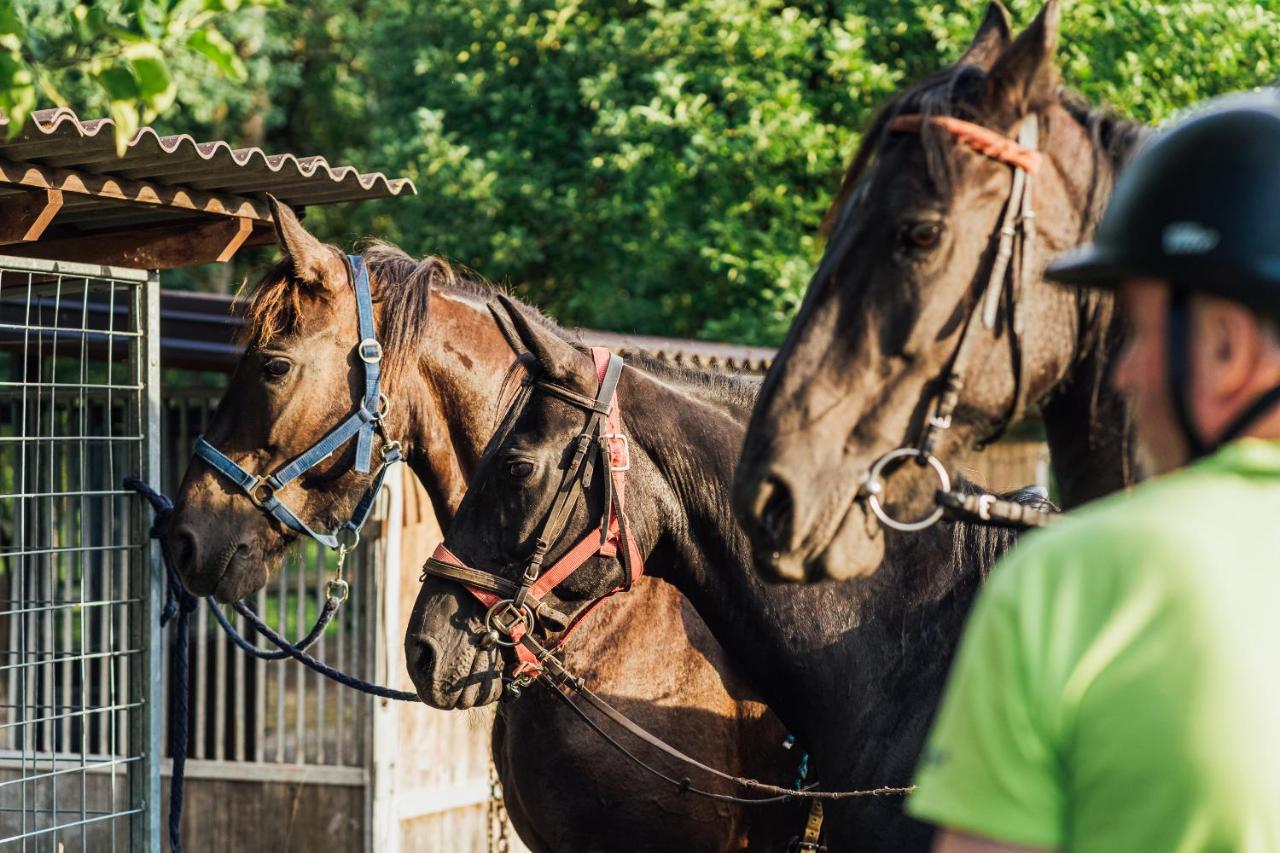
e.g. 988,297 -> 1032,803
192,253 -> 404,593
857,113 -> 1054,531
421,346 -> 643,683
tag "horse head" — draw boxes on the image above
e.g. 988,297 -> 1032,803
166,199 -> 410,603
406,295 -> 642,709
736,0 -> 1135,582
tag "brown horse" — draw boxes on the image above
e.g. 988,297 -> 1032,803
164,200 -> 801,851
406,290 -> 1050,851
734,0 -> 1147,582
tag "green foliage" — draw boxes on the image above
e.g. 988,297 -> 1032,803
335,0 -> 1279,344
0,0 -> 263,151
18,2 -> 1280,343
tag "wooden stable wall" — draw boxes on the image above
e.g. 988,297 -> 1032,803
372,470 -> 532,853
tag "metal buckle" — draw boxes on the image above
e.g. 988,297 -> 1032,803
358,338 -> 383,364
247,475 -> 275,508
860,447 -> 952,532
368,392 -> 392,421
484,599 -> 536,648
602,433 -> 630,472
335,526 -> 360,551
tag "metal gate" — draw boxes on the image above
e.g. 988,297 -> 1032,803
0,257 -> 161,850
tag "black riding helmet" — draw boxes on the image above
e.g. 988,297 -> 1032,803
1046,89 -> 1280,459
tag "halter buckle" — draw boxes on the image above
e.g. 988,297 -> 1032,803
483,599 -> 536,648
247,475 -> 276,508
358,338 -> 383,364
602,433 -> 631,472
928,413 -> 953,431
335,526 -> 360,551
860,447 -> 952,532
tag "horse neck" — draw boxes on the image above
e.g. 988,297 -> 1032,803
621,369 -> 972,753
392,288 -> 519,526
1030,104 -> 1145,506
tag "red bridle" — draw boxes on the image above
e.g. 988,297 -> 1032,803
887,114 -> 1043,174
424,347 -> 644,679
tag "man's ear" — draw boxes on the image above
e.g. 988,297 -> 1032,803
983,0 -> 1060,125
1196,297 -> 1258,404
497,293 -> 593,388
267,195 -> 345,289
957,1 -> 1013,70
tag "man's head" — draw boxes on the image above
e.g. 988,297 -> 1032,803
1047,90 -> 1280,473
1113,281 -> 1280,473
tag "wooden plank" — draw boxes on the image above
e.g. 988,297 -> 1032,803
0,155 -> 274,222
0,188 -> 63,243
0,218 -> 268,269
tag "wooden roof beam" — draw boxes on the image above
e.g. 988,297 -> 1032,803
0,156 -> 275,223
0,217 -> 271,269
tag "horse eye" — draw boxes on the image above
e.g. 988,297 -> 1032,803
508,461 -> 534,479
262,357 -> 292,378
904,221 -> 943,250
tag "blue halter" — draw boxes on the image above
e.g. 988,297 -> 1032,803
193,254 -> 403,554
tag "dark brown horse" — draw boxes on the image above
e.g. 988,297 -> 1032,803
734,0 -> 1147,581
164,201 -> 801,851
406,292 -> 1049,851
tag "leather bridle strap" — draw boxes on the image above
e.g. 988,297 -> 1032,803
857,115 -> 1056,533
902,115 -> 1041,458
421,347 -> 643,678
192,254 -> 402,551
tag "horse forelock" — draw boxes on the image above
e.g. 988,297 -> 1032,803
237,242 -> 504,388
821,60 -> 1146,238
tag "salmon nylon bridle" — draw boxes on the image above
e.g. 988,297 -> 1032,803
421,346 -> 643,684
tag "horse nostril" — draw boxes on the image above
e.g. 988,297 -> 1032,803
405,635 -> 440,689
169,525 -> 199,572
753,475 -> 796,553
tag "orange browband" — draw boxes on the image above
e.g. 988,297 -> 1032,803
888,114 -> 1042,174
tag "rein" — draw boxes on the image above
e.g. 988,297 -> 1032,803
421,346 -> 643,683
858,113 -> 1058,532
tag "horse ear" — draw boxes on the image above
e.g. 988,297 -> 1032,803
267,195 -> 344,289
957,1 -> 1012,70
984,0 -> 1060,123
496,293 -> 592,387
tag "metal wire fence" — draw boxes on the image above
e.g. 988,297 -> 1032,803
159,388 -> 376,781
0,257 -> 160,851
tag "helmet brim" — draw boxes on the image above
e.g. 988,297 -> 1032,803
1043,244 -> 1130,289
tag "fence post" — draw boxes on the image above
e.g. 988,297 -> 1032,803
131,269 -> 163,850
371,467 -> 405,853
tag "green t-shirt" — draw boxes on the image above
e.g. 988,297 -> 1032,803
907,439 -> 1280,852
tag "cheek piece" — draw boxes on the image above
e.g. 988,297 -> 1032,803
421,346 -> 644,684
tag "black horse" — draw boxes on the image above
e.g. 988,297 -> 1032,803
407,295 -> 1052,851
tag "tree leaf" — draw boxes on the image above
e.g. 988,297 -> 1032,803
186,26 -> 246,81
124,42 -> 175,113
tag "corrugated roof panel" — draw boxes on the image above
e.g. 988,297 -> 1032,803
0,108 -> 415,206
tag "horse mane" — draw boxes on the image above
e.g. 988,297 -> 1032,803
820,61 -> 1151,234
238,241 -> 499,386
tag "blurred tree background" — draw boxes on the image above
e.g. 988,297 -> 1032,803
11,0 -> 1279,343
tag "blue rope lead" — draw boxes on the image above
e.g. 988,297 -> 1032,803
124,478 -> 424,851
